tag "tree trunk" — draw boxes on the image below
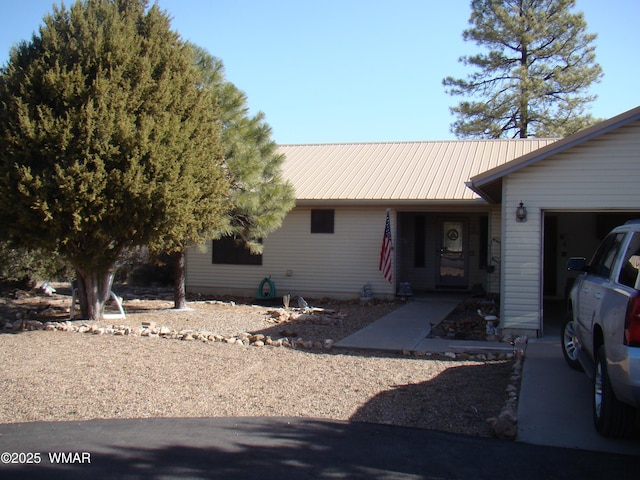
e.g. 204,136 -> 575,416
173,250 -> 187,310
76,269 -> 115,321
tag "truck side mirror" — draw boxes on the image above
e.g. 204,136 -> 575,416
567,257 -> 587,272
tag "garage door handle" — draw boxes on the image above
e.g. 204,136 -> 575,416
594,292 -> 602,300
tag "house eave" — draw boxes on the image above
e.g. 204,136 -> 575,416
467,105 -> 640,204
294,198 -> 490,208
464,181 -> 501,205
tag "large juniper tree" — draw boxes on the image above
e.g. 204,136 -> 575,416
0,0 -> 229,319
443,0 -> 603,138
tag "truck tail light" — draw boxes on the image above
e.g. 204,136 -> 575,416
624,294 -> 640,346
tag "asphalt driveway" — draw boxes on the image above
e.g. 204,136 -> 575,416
1,417 -> 639,479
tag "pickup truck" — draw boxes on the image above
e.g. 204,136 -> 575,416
562,220 -> 640,438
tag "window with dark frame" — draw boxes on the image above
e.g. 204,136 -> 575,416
311,209 -> 335,234
212,237 -> 262,265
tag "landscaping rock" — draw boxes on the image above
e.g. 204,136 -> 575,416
159,326 -> 172,335
25,320 -> 44,330
488,412 -> 518,440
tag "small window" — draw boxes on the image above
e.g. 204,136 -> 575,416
311,209 -> 335,234
212,237 -> 262,265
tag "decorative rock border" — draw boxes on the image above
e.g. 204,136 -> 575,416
486,353 -> 524,440
2,318 -> 336,351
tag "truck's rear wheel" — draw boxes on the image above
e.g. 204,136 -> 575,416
593,346 -> 636,437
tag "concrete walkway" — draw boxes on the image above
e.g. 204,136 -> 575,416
336,293 -> 512,355
335,296 -> 640,456
336,294 -> 463,351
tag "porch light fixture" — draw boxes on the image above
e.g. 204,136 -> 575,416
516,201 -> 527,222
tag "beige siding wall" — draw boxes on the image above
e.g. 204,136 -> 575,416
186,206 -> 396,300
502,122 -> 640,332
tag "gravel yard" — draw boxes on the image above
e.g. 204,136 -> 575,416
0,286 -> 515,437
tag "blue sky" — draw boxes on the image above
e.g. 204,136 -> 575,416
1,1 -> 638,144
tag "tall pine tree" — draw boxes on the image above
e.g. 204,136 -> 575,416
159,45 -> 295,309
0,0 -> 229,319
443,0 -> 603,138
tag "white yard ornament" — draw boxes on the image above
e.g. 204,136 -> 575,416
40,282 -> 56,296
69,285 -> 125,320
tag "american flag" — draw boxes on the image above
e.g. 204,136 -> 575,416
379,211 -> 393,283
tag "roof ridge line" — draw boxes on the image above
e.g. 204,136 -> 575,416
278,138 -> 559,147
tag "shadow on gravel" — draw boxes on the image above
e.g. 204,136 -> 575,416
350,362 -> 513,436
2,417 -> 639,480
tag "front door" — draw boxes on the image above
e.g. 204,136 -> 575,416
437,219 -> 468,288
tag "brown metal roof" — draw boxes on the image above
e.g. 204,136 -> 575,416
278,139 -> 558,203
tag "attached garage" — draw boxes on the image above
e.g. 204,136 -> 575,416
468,106 -> 640,337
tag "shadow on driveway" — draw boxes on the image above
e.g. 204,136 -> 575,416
1,417 -> 639,479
